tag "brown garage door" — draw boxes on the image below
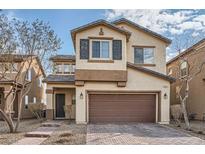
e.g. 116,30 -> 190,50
89,94 -> 156,123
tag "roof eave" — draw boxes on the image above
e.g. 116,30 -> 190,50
113,18 -> 172,45
127,62 -> 175,83
70,20 -> 131,50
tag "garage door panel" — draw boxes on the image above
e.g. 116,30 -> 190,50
89,94 -> 156,123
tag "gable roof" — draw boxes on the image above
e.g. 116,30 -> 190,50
0,54 -> 34,62
112,18 -> 171,45
167,38 -> 205,65
70,19 -> 131,49
0,54 -> 46,77
49,55 -> 75,62
127,62 -> 175,83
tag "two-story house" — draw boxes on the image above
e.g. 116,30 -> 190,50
43,55 -> 76,119
167,39 -> 205,120
0,54 -> 46,119
44,18 -> 174,124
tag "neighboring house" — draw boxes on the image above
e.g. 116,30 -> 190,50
44,18 -> 174,124
0,54 -> 46,119
167,39 -> 205,120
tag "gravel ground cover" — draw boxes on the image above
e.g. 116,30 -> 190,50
41,120 -> 86,145
169,120 -> 205,140
0,119 -> 43,145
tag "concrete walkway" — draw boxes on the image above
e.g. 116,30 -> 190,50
87,123 -> 205,145
13,121 -> 62,145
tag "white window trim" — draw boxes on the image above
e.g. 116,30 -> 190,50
134,47 -> 155,64
180,61 -> 188,78
26,69 -> 32,81
89,39 -> 112,60
54,63 -> 75,75
33,97 -> 36,103
38,76 -> 42,87
25,95 -> 29,109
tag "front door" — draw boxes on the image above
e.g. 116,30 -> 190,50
55,94 -> 65,118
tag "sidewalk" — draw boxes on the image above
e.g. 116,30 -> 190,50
12,121 -> 62,145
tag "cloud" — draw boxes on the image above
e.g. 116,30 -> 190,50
105,9 -> 205,35
105,9 -> 205,61
192,31 -> 200,37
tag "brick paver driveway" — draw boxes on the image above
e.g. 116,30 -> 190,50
86,123 -> 205,145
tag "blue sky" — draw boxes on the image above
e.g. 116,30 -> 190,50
1,9 -> 205,61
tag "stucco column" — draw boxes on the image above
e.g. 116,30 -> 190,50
76,87 -> 86,124
46,88 -> 54,120
159,86 -> 170,124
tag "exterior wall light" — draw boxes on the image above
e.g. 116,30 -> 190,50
164,93 -> 168,99
80,92 -> 83,99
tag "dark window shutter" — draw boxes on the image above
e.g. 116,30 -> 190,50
80,39 -> 89,59
113,40 -> 122,60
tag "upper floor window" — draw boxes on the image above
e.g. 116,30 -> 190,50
180,61 -> 188,78
91,40 -> 111,59
54,64 -> 64,74
26,69 -> 32,81
38,76 -> 42,87
54,63 -> 75,74
80,39 -> 122,60
0,63 -> 18,72
64,64 -> 75,74
134,47 -> 154,64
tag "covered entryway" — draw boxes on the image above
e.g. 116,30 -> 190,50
88,93 -> 156,123
55,94 -> 65,118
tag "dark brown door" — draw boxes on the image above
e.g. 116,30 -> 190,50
13,93 -> 19,118
55,94 -> 65,118
89,94 -> 156,123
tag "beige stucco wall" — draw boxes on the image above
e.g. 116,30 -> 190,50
75,25 -> 127,71
76,67 -> 170,124
116,23 -> 167,74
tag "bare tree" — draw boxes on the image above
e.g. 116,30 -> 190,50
169,36 -> 205,130
0,14 -> 62,133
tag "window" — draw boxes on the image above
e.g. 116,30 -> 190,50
33,97 -> 36,104
38,76 -> 42,87
63,64 -> 75,74
92,40 -> 110,59
25,95 -> 28,109
180,61 -> 188,77
134,47 -> 154,64
54,64 -> 64,74
0,63 -> 18,72
54,63 -> 75,74
71,65 -> 75,74
26,69 -> 32,81
64,64 -> 70,74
